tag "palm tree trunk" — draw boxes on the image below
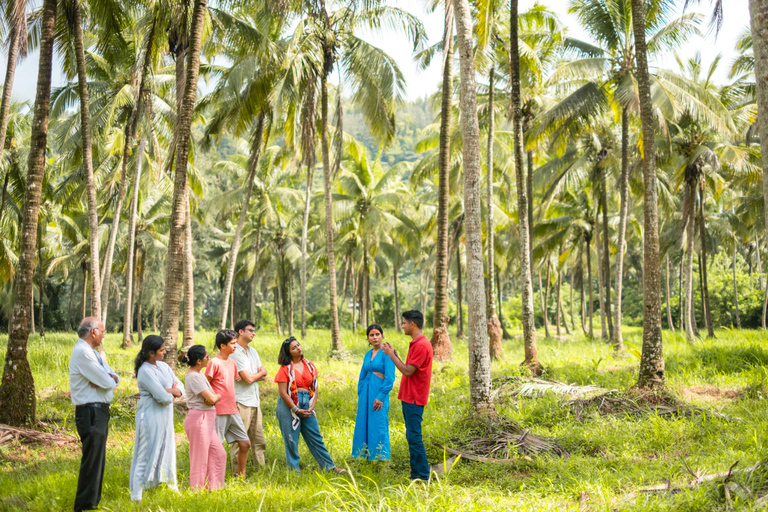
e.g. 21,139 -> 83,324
320,72 -> 342,351
101,21 -> 155,326
251,215 -> 263,319
763,283 -> 768,329
82,264 -> 88,320
569,267 -> 576,333
527,150 -> 535,266
456,244 -> 465,339
679,255 -> 684,330
0,0 -> 56,426
72,0 -> 102,321
122,136 -> 146,348
509,0 -> 539,373
367,270 -> 374,324
421,269 -> 432,315
497,273 -> 511,339
732,244 -> 742,329
683,187 -> 696,342
666,255 -> 675,332
632,0 -> 665,388
37,241 -> 44,338
339,257 -> 349,329
541,265 -> 551,337
161,0 -> 206,367
219,115 -> 266,330
586,236 -> 594,338
274,287 -> 282,335
698,185 -> 714,338
486,65 -> 502,359
600,154 -> 615,345
182,193 -> 195,348
300,162 -> 313,339
0,0 -> 24,195
555,268 -> 562,336
595,224 -> 607,340
136,245 -> 145,342
351,269 -> 358,332
454,0 -> 495,411
750,0 -> 768,301
362,246 -> 369,328
393,263 -> 401,332
431,2 -> 454,361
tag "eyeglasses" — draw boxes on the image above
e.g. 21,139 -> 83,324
283,336 -> 297,344
246,328 -> 256,333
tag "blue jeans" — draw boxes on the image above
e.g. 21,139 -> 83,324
276,391 -> 336,472
402,401 -> 429,480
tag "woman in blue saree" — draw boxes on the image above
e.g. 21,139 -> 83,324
352,324 -> 396,460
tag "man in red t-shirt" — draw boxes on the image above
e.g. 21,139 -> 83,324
205,329 -> 251,477
382,310 -> 432,481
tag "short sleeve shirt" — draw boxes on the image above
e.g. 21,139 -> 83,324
204,356 -> 239,415
274,360 -> 315,389
185,371 -> 214,411
230,343 -> 262,408
397,335 -> 433,406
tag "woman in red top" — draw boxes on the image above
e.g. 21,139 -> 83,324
274,337 -> 346,473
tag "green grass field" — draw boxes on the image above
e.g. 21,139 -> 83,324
1,325 -> 768,511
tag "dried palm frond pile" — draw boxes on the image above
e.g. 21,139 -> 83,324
569,391 -> 741,423
0,423 -> 78,448
443,414 -> 568,463
491,376 -> 608,400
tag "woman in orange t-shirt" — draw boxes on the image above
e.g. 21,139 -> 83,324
274,337 -> 346,473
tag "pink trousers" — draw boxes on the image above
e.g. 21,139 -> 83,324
184,409 -> 226,492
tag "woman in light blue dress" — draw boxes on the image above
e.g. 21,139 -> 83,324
129,335 -> 184,502
352,324 -> 396,461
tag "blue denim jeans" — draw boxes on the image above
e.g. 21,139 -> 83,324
276,390 -> 336,472
402,401 -> 430,480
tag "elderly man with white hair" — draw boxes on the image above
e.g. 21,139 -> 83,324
69,317 -> 120,512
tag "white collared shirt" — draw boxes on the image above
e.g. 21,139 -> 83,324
230,343 -> 261,408
69,339 -> 120,405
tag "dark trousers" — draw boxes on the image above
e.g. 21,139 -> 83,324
74,404 -> 110,512
401,401 -> 429,480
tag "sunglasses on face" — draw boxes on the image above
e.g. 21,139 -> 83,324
283,336 -> 297,345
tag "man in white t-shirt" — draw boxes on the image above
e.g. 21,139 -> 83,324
229,319 -> 268,471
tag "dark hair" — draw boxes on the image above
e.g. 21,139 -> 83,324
278,336 -> 300,366
134,335 -> 165,376
402,310 -> 424,329
366,324 -> 384,337
215,329 -> 237,349
234,319 -> 256,335
179,345 -> 207,367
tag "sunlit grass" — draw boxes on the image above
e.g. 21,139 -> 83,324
1,325 -> 767,511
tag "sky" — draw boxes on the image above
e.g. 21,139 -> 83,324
1,0 -> 752,103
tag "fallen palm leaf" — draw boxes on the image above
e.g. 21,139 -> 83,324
568,392 -> 742,423
492,376 -> 608,400
0,424 -> 78,448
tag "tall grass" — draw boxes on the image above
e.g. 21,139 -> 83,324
1,326 -> 767,511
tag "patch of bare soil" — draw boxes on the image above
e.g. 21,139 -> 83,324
680,386 -> 742,404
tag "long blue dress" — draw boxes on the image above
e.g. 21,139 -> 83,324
352,348 -> 396,460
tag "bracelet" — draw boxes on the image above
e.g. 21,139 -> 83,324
292,406 -> 299,413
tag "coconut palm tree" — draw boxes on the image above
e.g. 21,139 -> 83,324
453,0 -> 494,412
0,0 -> 57,426
0,0 -> 28,185
631,0 -> 664,389
160,0 -> 207,366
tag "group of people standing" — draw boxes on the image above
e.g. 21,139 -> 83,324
68,310 -> 433,512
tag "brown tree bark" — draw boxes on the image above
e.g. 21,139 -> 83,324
586,235 -> 594,338
599,152 -> 614,344
0,0 -> 57,426
486,64 -> 502,359
632,0 -> 665,389
666,255 -> 675,332
595,222 -> 607,339
431,1 -> 454,361
320,71 -> 342,351
456,244 -> 465,339
683,185 -> 696,342
161,0 -> 206,367
136,244 -> 145,342
510,0 -> 539,373
698,184 -> 714,338
733,245 -> 742,329
72,0 -> 101,321
751,0 -> 768,310
0,0 -> 25,191
454,0 -> 494,411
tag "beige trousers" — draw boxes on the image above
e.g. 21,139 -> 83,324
231,403 -> 266,473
